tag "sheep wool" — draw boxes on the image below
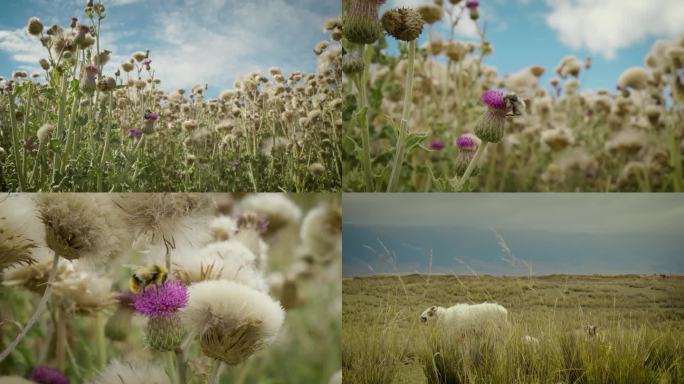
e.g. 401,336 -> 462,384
182,280 -> 285,365
420,302 -> 509,332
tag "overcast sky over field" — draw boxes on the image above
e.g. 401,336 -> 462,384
384,0 -> 684,93
343,194 -> 684,276
0,0 -> 335,97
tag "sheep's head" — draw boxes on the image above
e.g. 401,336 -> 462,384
420,306 -> 438,323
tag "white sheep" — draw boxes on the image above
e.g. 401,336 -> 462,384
419,302 -> 509,332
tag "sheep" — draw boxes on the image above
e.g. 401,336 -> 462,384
419,302 -> 509,333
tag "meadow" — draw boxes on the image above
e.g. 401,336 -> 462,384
0,193 -> 341,383
0,2 -> 342,192
341,0 -> 684,192
343,274 -> 684,383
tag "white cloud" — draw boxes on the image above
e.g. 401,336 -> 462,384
545,0 -> 684,59
0,29 -> 44,64
145,0 -> 327,92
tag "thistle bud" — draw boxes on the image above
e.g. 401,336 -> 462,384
26,17 -> 44,36
417,5 -> 442,25
79,64 -> 99,94
474,90 -> 507,143
381,8 -> 424,42
343,0 -> 384,44
38,58 -> 50,70
454,135 -> 479,176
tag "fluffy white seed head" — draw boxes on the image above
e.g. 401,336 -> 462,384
182,280 -> 285,365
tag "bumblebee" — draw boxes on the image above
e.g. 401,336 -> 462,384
129,264 -> 168,294
504,93 -> 526,117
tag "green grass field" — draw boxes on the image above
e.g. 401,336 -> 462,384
342,274 -> 684,384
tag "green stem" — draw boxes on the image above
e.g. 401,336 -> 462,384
51,73 -> 69,185
669,121 -> 683,192
210,360 -> 225,384
0,253 -> 60,362
21,83 -> 34,184
387,39 -> 417,192
357,44 -> 374,191
95,311 -> 107,368
7,91 -> 26,191
453,142 -> 488,191
97,94 -> 114,191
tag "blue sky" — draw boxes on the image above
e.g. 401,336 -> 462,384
0,0 -> 336,97
384,0 -> 684,92
343,194 -> 684,276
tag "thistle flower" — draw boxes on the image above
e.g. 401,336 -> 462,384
132,279 -> 188,351
87,360 -> 171,384
455,134 -> 480,176
132,51 -> 147,62
343,0 -> 384,44
36,124 -> 55,145
209,216 -> 238,242
182,280 -> 285,365
115,194 -> 209,244
605,129 -> 647,156
466,0 -> 479,9
617,67 -> 650,91
308,162 -> 326,176
26,17 -> 44,36
541,127 -> 575,152
128,128 -> 143,139
121,61 -> 134,72
238,194 -> 302,233
556,55 -> 582,78
417,4 -> 443,24
36,194 -> 127,261
474,90 -> 508,143
51,263 -> 117,314
428,139 -> 446,151
96,76 -> 116,92
30,366 -> 69,384
300,203 -> 342,262
381,7 -> 424,42
142,111 -> 159,134
79,65 -> 99,94
0,199 -> 38,270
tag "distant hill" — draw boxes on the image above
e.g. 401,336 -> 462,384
343,224 -> 684,276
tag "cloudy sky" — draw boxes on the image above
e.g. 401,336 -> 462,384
0,0 -> 335,97
343,194 -> 684,276
384,0 -> 684,92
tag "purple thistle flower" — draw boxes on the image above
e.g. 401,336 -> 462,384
128,128 -> 143,139
133,280 -> 188,317
429,139 -> 446,151
455,135 -> 478,152
30,366 -> 69,384
143,58 -> 152,66
71,17 -> 78,22
466,0 -> 479,9
481,90 -> 506,110
144,111 -> 159,121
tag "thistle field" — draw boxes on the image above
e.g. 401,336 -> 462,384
341,0 -> 684,192
0,3 -> 342,192
342,274 -> 684,384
